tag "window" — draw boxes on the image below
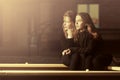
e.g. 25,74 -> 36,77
77,4 -> 99,28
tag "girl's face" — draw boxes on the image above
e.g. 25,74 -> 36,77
75,15 -> 84,30
63,16 -> 73,31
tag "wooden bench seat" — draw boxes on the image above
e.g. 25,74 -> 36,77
0,63 -> 68,70
0,64 -> 119,80
0,63 -> 119,71
0,70 -> 120,76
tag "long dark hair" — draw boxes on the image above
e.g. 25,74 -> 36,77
78,12 -> 97,32
74,12 -> 98,41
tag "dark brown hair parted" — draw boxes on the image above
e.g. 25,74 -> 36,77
63,10 -> 76,23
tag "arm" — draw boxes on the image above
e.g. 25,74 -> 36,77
61,29 -> 75,55
69,34 -> 95,55
61,38 -> 75,55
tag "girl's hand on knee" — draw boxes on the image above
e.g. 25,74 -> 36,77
62,50 -> 67,55
62,49 -> 71,55
65,49 -> 71,55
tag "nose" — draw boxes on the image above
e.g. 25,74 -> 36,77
63,22 -> 66,26
75,22 -> 78,25
75,21 -> 78,24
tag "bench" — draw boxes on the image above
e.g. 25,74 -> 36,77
0,63 -> 119,71
0,64 -> 119,80
0,63 -> 68,70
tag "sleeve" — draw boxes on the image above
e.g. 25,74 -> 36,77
60,37 -> 74,51
80,37 -> 95,55
69,35 -> 95,55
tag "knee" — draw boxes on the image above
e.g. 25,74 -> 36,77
93,54 -> 113,66
61,55 -> 70,66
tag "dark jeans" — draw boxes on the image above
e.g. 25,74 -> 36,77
93,54 -> 113,70
62,53 -> 93,70
62,53 -> 112,70
62,53 -> 80,70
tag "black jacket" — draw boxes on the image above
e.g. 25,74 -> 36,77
61,31 -> 96,56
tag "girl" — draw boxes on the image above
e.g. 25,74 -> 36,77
62,12 -> 112,70
62,12 -> 95,70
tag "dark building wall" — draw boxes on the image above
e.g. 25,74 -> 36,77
0,0 -> 77,63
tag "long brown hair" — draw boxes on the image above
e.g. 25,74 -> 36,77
62,10 -> 76,38
77,13 -> 97,32
74,12 -> 99,41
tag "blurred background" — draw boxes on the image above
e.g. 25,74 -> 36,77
0,0 -> 119,63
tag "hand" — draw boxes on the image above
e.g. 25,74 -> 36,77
62,49 -> 71,55
67,29 -> 73,38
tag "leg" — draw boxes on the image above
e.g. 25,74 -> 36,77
93,54 -> 113,70
79,54 -> 85,70
69,53 -> 81,70
62,54 -> 71,66
85,55 -> 94,70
